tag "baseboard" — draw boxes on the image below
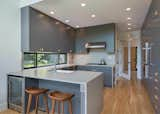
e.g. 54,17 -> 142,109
0,102 -> 7,112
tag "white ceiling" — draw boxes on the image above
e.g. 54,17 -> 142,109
30,0 -> 152,31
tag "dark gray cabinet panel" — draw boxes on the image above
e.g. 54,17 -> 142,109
142,0 -> 160,113
144,76 -> 160,114
75,24 -> 115,54
76,65 -> 113,87
21,7 -> 76,53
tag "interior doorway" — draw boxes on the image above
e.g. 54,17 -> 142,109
123,47 -> 137,79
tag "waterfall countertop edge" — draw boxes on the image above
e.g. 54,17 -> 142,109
8,65 -> 103,85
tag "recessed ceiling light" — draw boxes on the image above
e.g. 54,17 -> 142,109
81,3 -> 86,7
76,25 -> 80,28
127,17 -> 132,20
50,11 -> 55,14
128,27 -> 131,30
128,23 -> 132,26
65,20 -> 70,23
125,8 -> 131,11
91,14 -> 96,18
66,27 -> 70,29
55,22 -> 60,25
154,10 -> 159,16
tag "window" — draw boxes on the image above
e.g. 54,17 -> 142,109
23,53 -> 36,69
23,52 -> 67,69
37,53 -> 58,67
59,54 -> 67,64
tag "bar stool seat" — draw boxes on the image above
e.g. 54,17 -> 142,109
48,91 -> 74,114
25,87 -> 49,114
25,87 -> 49,95
48,91 -> 74,101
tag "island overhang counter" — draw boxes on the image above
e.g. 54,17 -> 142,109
8,67 -> 104,114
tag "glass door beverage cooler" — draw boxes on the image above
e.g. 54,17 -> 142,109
8,76 -> 23,112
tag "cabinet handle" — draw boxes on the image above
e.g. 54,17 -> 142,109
69,50 -> 73,53
154,79 -> 159,82
154,95 -> 159,101
57,49 -> 61,52
154,105 -> 158,109
154,86 -> 159,90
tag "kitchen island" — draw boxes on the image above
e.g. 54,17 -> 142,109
8,66 -> 104,114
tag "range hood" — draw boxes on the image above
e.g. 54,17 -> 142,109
85,42 -> 106,49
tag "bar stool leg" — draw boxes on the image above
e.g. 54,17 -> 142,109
58,101 -> 61,114
35,95 -> 39,114
69,100 -> 73,114
51,100 -> 55,114
62,101 -> 64,114
27,94 -> 32,114
43,95 -> 49,114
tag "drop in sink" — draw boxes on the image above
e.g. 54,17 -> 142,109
56,70 -> 74,73
48,69 -> 74,73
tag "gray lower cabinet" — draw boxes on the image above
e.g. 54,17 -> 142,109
76,66 -> 114,87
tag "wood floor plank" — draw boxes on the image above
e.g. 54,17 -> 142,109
101,77 -> 155,114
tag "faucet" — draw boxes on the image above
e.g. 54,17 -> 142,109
54,62 -> 57,72
54,53 -> 60,72
100,59 -> 106,65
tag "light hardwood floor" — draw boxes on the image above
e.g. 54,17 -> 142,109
0,77 -> 154,114
101,77 -> 154,114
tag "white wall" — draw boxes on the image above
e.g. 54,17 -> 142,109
20,0 -> 43,7
0,0 -> 21,111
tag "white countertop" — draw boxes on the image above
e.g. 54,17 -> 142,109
77,64 -> 115,68
8,65 -> 103,85
57,64 -> 115,68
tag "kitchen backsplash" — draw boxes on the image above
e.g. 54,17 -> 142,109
73,50 -> 115,65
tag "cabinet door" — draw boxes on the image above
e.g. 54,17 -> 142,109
144,76 -> 160,114
58,30 -> 75,53
75,38 -> 88,54
93,67 -> 112,87
104,69 -> 113,87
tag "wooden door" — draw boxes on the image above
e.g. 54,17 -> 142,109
123,47 -> 137,72
124,47 -> 128,71
131,47 -> 137,71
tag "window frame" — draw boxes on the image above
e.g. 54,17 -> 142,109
23,52 -> 67,69
23,52 -> 37,69
58,53 -> 68,64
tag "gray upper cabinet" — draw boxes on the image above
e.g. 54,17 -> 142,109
75,24 -> 115,54
21,7 -> 116,53
21,7 -> 75,53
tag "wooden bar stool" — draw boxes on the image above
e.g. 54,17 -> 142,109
48,91 -> 74,114
25,87 -> 49,114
